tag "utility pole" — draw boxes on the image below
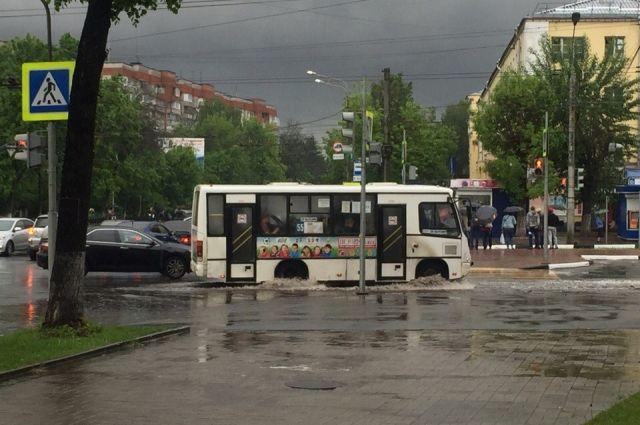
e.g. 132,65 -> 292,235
41,0 -> 57,272
543,112 -> 549,263
358,78 -> 368,295
382,68 -> 391,182
401,129 -> 407,184
566,12 -> 581,244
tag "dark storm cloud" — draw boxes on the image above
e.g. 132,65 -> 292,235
0,0 -> 544,137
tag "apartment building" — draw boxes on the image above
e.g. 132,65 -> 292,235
469,0 -> 640,179
102,62 -> 279,132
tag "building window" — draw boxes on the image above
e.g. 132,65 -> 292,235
605,36 -> 625,57
183,93 -> 193,103
172,101 -> 181,112
174,87 -> 181,97
157,86 -> 165,95
551,37 -> 585,62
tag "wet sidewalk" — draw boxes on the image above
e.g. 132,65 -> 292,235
471,248 -> 639,270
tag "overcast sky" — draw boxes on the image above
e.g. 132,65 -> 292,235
0,0 -> 550,138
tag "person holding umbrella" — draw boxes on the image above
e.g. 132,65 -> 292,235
476,205 -> 497,250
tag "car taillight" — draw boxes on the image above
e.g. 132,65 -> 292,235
196,240 -> 203,261
179,235 -> 190,245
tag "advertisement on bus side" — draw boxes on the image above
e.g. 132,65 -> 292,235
257,236 -> 376,259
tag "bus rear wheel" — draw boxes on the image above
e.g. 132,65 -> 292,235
274,260 -> 309,280
416,260 -> 448,280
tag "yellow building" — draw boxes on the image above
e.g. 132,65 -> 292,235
469,0 -> 640,179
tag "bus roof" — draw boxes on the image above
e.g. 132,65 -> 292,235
195,182 -> 453,196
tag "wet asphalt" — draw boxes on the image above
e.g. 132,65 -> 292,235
3,255 -> 640,425
2,254 -> 640,334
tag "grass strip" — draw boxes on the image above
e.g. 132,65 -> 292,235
585,392 -> 640,424
0,324 -> 169,373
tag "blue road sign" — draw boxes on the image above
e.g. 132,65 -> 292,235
22,61 -> 75,121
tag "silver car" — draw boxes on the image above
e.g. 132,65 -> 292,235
27,215 -> 48,260
0,218 -> 35,256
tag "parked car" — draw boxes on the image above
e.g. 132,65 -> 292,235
27,215 -> 48,260
38,226 -> 191,279
103,220 -> 179,244
163,220 -> 191,246
0,217 -> 34,256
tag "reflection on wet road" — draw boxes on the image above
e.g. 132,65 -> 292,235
3,256 -> 640,424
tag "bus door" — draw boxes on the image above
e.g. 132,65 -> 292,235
377,205 -> 406,281
226,205 -> 256,281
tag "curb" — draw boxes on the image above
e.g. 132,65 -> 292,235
581,254 -> 639,261
547,261 -> 591,270
0,325 -> 190,383
491,244 -> 636,250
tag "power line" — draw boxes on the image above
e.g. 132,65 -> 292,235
109,0 -> 374,43
123,29 -> 512,59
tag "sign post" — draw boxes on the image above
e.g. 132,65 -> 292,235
22,61 -> 75,272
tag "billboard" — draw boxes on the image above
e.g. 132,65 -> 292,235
159,137 -> 205,167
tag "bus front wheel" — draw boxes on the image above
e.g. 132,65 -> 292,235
416,260 -> 449,280
274,260 -> 309,280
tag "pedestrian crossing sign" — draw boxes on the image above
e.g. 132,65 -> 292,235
22,61 -> 75,121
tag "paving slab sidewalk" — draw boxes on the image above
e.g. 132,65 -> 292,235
471,248 -> 639,270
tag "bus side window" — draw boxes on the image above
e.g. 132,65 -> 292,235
207,194 -> 224,236
260,195 -> 287,235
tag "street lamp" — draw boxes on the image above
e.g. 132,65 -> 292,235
307,70 -> 369,295
566,11 -> 580,244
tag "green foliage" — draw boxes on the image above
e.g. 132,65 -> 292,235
327,74 -> 457,184
0,324 -> 168,372
475,37 -> 637,207
0,34 -> 77,216
178,100 -> 285,184
279,123 -> 327,183
52,0 -> 181,24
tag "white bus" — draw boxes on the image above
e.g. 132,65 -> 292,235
191,183 -> 472,283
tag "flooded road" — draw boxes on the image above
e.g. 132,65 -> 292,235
2,256 -> 640,424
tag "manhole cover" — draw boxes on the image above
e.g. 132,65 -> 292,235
285,378 -> 339,390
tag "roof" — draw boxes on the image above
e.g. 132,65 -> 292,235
534,1 -> 640,18
196,183 -> 454,196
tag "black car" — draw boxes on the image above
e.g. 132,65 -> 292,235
37,227 -> 190,279
104,220 -> 180,244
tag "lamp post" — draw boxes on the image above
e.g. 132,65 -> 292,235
41,0 -> 57,273
566,11 -> 580,244
307,70 -> 368,295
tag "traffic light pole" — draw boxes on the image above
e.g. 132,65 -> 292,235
382,68 -> 391,182
566,13 -> 580,245
543,112 -> 549,263
42,0 -> 57,272
357,77 -> 368,295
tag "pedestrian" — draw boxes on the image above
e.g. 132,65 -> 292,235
470,215 -> 481,250
594,213 -> 605,243
501,212 -> 517,249
548,208 -> 560,249
482,214 -> 495,250
526,206 -> 540,249
536,209 -> 544,248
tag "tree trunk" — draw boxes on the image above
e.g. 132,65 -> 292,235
44,0 -> 112,329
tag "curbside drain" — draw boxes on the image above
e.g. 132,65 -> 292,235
286,378 -> 339,390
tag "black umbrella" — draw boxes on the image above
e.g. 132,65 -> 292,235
504,206 -> 524,214
476,205 -> 497,223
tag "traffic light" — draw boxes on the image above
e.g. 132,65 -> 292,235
534,158 -> 544,176
577,168 -> 584,190
341,111 -> 354,143
408,165 -> 419,181
368,142 -> 382,165
13,133 -> 42,168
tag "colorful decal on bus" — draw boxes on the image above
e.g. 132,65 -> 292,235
257,236 -> 377,259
